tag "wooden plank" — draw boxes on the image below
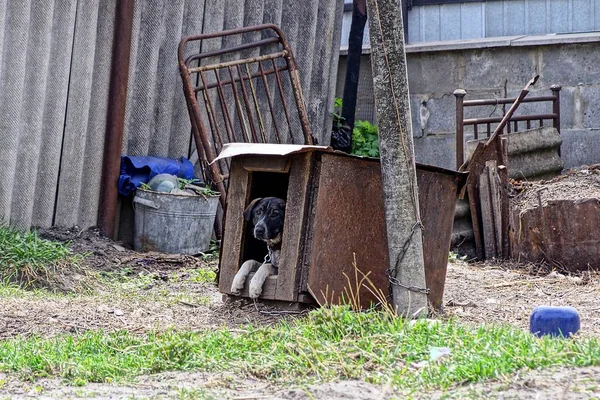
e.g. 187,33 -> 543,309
218,158 -> 250,293
479,164 -> 496,260
275,152 -> 313,301
486,160 -> 502,257
499,137 -> 510,258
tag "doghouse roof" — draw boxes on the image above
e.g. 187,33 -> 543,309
212,143 -> 333,164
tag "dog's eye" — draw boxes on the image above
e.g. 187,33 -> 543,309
255,209 -> 263,216
270,212 -> 279,218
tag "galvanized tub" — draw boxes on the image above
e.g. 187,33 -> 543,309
133,188 -> 219,254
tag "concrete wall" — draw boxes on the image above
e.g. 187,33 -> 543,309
336,35 -> 600,171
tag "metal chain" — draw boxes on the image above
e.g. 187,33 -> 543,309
386,221 -> 430,295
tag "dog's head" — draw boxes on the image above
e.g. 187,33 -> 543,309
243,197 -> 286,246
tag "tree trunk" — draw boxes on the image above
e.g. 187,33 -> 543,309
366,0 -> 428,317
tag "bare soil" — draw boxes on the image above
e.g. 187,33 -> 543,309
1,228 -> 600,398
510,163 -> 600,212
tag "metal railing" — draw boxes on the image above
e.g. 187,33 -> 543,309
454,85 -> 561,169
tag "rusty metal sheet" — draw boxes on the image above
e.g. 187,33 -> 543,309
509,199 -> 600,271
306,153 -> 467,310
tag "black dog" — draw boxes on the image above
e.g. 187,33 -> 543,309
230,197 -> 285,298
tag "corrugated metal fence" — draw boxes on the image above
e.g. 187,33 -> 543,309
0,0 -> 343,230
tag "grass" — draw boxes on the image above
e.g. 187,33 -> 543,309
0,225 -> 84,289
0,305 -> 599,393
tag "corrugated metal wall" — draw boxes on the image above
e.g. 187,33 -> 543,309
0,0 -> 343,230
0,0 -> 117,230
123,0 -> 344,157
407,0 -> 600,43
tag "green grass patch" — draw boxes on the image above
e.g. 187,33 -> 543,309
0,306 -> 599,391
0,225 -> 84,289
187,268 -> 217,284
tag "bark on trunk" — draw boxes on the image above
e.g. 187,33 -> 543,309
366,0 -> 428,317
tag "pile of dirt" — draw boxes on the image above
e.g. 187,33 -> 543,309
37,226 -> 207,274
510,163 -> 600,212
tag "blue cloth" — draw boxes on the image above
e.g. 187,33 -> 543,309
118,156 -> 195,196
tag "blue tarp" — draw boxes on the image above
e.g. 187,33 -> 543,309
118,156 -> 195,196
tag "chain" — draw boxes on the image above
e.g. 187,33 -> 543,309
386,221 -> 430,295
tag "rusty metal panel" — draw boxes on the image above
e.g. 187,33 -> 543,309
509,199 -> 600,271
307,154 -> 390,308
307,154 -> 467,309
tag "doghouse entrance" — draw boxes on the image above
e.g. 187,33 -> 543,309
240,171 -> 290,272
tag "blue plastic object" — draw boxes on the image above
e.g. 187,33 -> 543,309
530,306 -> 581,338
118,156 -> 195,196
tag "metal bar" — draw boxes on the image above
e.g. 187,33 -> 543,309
527,120 -> 531,129
258,61 -> 282,143
272,59 -> 294,138
454,89 -> 466,169
486,75 -> 539,145
245,63 -> 267,142
551,84 -> 561,134
486,122 -> 491,137
193,65 -> 289,92
539,119 -> 544,127
463,95 -> 556,107
233,65 -> 258,142
198,70 -> 225,151
507,119 -> 511,133
473,124 -> 478,140
213,70 -> 235,143
225,66 -> 251,142
513,120 -> 518,132
181,23 -> 285,43
98,0 -> 134,239
185,37 -> 280,65
188,52 -> 286,74
463,113 -> 556,125
287,69 -> 313,145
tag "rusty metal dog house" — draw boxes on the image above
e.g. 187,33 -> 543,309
216,144 -> 467,310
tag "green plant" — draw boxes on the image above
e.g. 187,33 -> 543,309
188,269 -> 217,284
177,178 -> 220,197
1,306 -> 600,391
331,97 -> 345,130
351,120 -> 380,158
0,224 -> 84,289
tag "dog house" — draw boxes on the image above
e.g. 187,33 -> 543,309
217,144 -> 467,309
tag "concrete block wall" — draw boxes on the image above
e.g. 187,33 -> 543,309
336,35 -> 600,171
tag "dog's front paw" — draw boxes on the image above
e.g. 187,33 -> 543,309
248,280 -> 263,299
230,275 -> 246,295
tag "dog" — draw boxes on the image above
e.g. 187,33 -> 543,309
230,197 -> 285,299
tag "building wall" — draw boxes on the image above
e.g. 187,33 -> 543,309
341,0 -> 600,45
0,0 -> 343,230
335,36 -> 600,170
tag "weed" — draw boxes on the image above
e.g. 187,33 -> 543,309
351,120 -> 379,158
0,224 -> 85,290
188,269 -> 217,284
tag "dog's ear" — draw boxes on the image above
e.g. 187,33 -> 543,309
243,198 -> 262,222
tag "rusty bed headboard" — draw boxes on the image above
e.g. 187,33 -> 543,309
454,85 -> 561,169
178,24 -> 314,236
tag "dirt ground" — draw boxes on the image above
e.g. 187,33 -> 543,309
1,227 -> 600,399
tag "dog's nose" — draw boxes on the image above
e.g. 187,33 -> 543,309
254,226 -> 266,237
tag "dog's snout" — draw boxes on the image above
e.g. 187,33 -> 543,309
254,225 -> 266,237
